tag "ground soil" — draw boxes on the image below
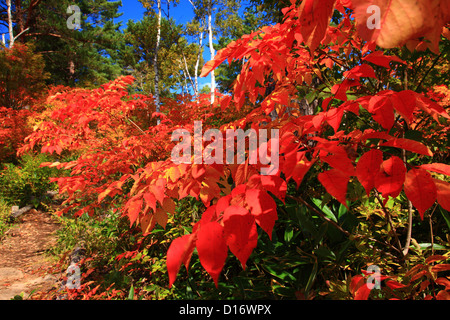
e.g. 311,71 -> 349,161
0,208 -> 61,300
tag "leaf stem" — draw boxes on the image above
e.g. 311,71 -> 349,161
374,191 -> 405,260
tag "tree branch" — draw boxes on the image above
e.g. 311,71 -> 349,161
13,27 -> 29,41
415,53 -> 442,92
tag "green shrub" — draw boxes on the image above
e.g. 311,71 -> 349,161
0,197 -> 12,239
0,153 -> 58,207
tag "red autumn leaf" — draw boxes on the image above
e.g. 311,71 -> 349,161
313,112 -> 326,129
325,107 -> 345,133
421,163 -> 450,176
162,197 -> 176,213
380,138 -> 433,157
139,213 -> 156,234
297,0 -> 337,51
349,275 -> 371,300
317,169 -> 350,207
191,164 -> 206,180
331,79 -> 360,101
368,95 -> 395,130
433,179 -> 450,212
390,90 -> 417,124
436,290 -> 450,300
374,156 -> 406,199
98,187 -> 114,204
196,221 -> 228,287
435,277 -> 450,290
404,169 -> 437,219
245,188 -> 278,239
343,64 -> 377,79
154,207 -> 168,229
283,150 -> 316,188
143,192 -> 157,213
247,174 -> 287,203
431,264 -> 450,273
349,275 -> 364,294
222,206 -> 258,269
150,184 -> 165,206
200,205 -> 219,225
167,166 -> 181,183
356,149 -> 383,196
385,280 -> 407,290
425,255 -> 448,264
351,0 -> 450,52
167,234 -> 196,288
320,151 -> 355,177
216,195 -> 232,215
362,51 -> 406,69
360,129 -> 393,141
126,197 -> 143,226
415,94 -> 450,122
200,56 -> 226,78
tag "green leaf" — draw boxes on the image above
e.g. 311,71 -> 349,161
305,261 -> 318,296
293,206 -> 318,238
338,203 -> 348,220
128,284 -> 135,300
284,225 -> 294,243
417,243 -> 447,250
314,246 -> 336,262
262,263 -> 296,282
305,91 -> 317,104
439,207 -> 450,230
312,198 -> 337,223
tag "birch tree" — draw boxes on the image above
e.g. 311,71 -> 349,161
154,0 -> 162,124
6,0 -> 13,46
186,0 -> 206,97
206,0 -> 215,104
187,0 -> 216,104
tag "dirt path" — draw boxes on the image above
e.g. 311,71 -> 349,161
0,209 -> 61,300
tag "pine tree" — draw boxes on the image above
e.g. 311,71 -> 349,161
1,0 -> 125,87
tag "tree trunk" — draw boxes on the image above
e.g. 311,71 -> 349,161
194,28 -> 203,96
207,0 -> 215,104
7,0 -> 14,47
183,54 -> 197,96
188,0 -> 205,98
154,0 -> 162,125
15,0 -> 24,34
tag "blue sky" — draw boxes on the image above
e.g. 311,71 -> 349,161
119,0 -> 196,25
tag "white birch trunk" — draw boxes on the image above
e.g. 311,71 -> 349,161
207,0 -> 215,104
194,28 -> 203,95
7,0 -> 14,47
188,0 -> 204,98
154,0 -> 162,125
183,54 -> 197,96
